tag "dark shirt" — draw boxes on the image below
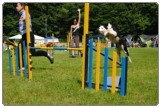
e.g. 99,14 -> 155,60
72,27 -> 80,36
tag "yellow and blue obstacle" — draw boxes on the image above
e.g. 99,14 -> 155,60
8,41 -> 28,78
84,37 -> 128,96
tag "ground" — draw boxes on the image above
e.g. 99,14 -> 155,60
2,48 -> 158,105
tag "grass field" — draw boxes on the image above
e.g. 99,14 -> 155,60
2,48 -> 158,105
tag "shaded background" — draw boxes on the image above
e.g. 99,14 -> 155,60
3,3 -> 158,41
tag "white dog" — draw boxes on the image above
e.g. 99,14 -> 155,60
99,23 -> 132,63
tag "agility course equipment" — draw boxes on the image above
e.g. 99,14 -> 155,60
25,4 -> 89,80
81,3 -> 89,90
16,5 -> 85,79
83,38 -> 128,96
83,36 -> 128,96
7,3 -> 128,96
80,3 -> 128,96
7,4 -> 87,80
86,36 -> 121,66
8,41 -> 28,78
25,6 -> 33,79
8,5 -> 33,79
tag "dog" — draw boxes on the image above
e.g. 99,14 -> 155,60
46,42 -> 53,47
99,23 -> 132,63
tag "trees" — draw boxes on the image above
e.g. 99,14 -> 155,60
3,3 -> 158,39
3,3 -> 19,37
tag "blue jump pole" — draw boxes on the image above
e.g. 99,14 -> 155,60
8,49 -> 12,76
15,46 -> 19,76
103,48 -> 108,91
87,44 -> 121,66
120,57 -> 128,96
23,41 -> 27,78
88,40 -> 93,89
30,47 -> 67,50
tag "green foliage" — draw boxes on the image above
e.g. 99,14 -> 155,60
3,3 -> 158,39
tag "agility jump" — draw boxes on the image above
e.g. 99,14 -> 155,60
81,3 -> 128,96
84,38 -> 128,96
7,4 -> 86,80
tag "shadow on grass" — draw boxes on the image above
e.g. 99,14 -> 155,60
77,79 -> 120,89
77,80 -> 105,89
92,66 -> 121,69
32,67 -> 54,70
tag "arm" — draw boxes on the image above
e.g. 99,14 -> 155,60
22,10 -> 26,20
77,9 -> 81,27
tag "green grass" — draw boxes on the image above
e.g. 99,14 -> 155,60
3,48 -> 158,105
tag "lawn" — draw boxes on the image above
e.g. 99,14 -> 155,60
2,47 -> 158,105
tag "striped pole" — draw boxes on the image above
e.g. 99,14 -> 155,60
15,46 -> 19,76
111,51 -> 117,94
25,5 -> 32,79
23,41 -> 27,78
103,48 -> 108,91
82,34 -> 85,89
88,40 -> 93,89
84,35 -> 89,87
120,57 -> 128,96
52,34 -> 54,50
51,34 -> 54,56
67,33 -> 70,48
11,46 -> 16,76
82,3 -> 89,89
67,34 -> 69,54
19,44 -> 23,77
95,41 -> 101,91
8,48 -> 12,76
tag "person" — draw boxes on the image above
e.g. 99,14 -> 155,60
3,40 -> 7,52
70,9 -> 82,58
16,3 -> 53,69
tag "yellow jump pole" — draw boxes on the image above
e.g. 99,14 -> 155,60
96,40 -> 101,91
68,33 -> 70,48
67,33 -> 70,54
67,48 -> 83,51
111,51 -> 117,94
51,34 -> 54,55
5,39 -> 17,47
52,34 -> 54,49
25,5 -> 32,79
19,44 -> 23,77
82,3 -> 89,89
11,46 -> 16,76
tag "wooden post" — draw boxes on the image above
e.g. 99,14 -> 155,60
96,40 -> 101,91
120,57 -> 128,96
25,5 -> 32,79
82,3 -> 89,89
111,52 -> 117,94
103,48 -> 108,91
11,46 -> 16,76
19,44 -> 23,77
8,48 -> 12,76
88,40 -> 93,89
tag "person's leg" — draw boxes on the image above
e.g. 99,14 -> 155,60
29,32 -> 53,63
70,36 -> 75,57
75,35 -> 82,56
29,32 -> 36,54
75,36 -> 80,48
18,33 -> 27,69
18,39 -> 23,69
